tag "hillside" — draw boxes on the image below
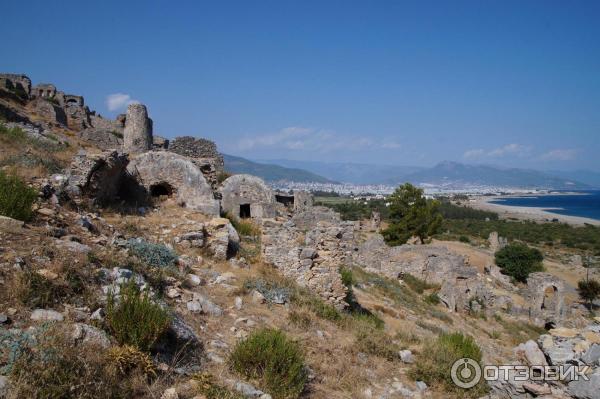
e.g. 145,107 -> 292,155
223,154 -> 335,183
399,161 -> 590,189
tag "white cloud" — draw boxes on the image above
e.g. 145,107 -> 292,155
488,143 -> 530,157
463,143 -> 530,160
235,126 -> 395,153
540,148 -> 577,161
105,93 -> 139,112
463,148 -> 486,159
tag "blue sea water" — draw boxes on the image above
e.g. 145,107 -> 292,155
489,191 -> 600,221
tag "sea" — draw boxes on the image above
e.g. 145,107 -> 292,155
489,190 -> 600,221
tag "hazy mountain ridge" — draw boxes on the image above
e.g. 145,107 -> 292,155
230,157 -> 595,189
223,154 -> 335,183
262,159 -> 424,184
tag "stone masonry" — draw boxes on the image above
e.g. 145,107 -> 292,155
123,103 -> 153,153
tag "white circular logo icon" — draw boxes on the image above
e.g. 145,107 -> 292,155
451,358 -> 482,389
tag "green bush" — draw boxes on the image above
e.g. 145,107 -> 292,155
0,171 -> 37,221
402,273 -> 438,294
229,328 -> 307,399
494,243 -> 544,283
411,332 -> 488,397
225,212 -> 261,237
8,327 -> 134,398
126,238 -> 178,268
354,323 -> 399,361
106,280 -> 171,352
459,235 -> 470,243
425,292 -> 441,305
578,279 -> 600,308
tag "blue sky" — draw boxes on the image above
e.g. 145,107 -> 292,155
2,0 -> 599,170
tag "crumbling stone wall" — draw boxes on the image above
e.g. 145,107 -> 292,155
525,272 -> 567,327
0,74 -> 31,97
168,136 -> 224,173
123,103 -> 153,153
293,190 -> 313,212
261,218 -> 351,309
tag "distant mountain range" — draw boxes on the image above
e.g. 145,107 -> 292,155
223,154 -> 335,183
225,155 -> 599,189
262,159 -> 424,185
399,161 -> 591,190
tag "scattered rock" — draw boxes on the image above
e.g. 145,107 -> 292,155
399,350 -> 414,364
0,215 -> 24,231
161,387 -> 179,399
30,309 -> 64,322
72,323 -> 111,349
235,296 -> 243,310
515,340 -> 547,366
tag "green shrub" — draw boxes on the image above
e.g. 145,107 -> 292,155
425,292 -> 441,305
402,273 -> 438,294
0,171 -> 37,221
8,327 -> 134,398
225,212 -> 260,237
354,323 -> 399,361
105,281 -> 171,352
126,238 -> 178,268
494,243 -> 544,282
411,333 -> 488,397
459,235 -> 470,243
229,328 -> 307,399
577,279 -> 600,308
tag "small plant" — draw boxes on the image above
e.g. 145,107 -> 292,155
229,328 -> 307,399
495,242 -> 544,283
353,323 -> 399,361
225,212 -> 261,237
288,309 -> 313,328
0,170 -> 37,221
402,273 -> 438,294
425,292 -> 441,305
8,327 -> 132,398
411,332 -> 488,397
193,373 -> 245,399
217,171 -> 233,183
107,345 -> 156,378
459,235 -> 470,243
105,280 -> 171,352
126,238 -> 178,268
577,278 -> 600,310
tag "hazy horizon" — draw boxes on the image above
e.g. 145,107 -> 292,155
2,1 -> 599,170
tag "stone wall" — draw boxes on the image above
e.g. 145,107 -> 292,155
261,218 -> 351,309
168,136 -> 224,173
123,103 -> 153,154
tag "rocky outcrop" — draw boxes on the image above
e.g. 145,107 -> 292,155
127,151 -> 220,216
66,150 -> 129,205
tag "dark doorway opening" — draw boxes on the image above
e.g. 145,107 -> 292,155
275,194 -> 294,208
150,182 -> 174,198
239,204 -> 251,218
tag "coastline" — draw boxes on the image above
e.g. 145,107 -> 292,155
468,195 -> 600,227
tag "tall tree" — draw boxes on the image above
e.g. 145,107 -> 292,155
382,183 -> 442,245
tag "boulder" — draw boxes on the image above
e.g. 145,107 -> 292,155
0,215 -> 24,231
568,370 -> 600,399
30,309 -> 64,322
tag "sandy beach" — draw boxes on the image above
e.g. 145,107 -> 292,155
468,195 -> 600,226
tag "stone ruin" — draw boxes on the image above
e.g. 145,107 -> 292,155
525,272 -> 567,328
168,136 -> 224,173
127,151 -> 220,216
261,215 -> 354,309
123,103 -> 153,154
488,231 -> 508,253
370,211 -> 381,232
219,174 -> 278,220
0,73 -> 31,96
